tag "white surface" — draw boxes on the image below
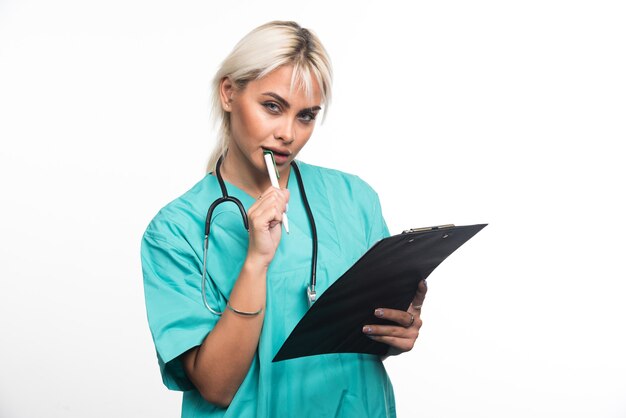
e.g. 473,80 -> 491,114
1,1 -> 625,417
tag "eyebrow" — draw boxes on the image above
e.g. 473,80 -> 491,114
261,92 -> 322,113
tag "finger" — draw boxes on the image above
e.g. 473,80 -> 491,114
259,189 -> 288,212
410,280 -> 428,310
249,206 -> 282,232
251,193 -> 287,218
362,324 -> 421,338
373,308 -> 415,328
268,220 -> 281,229
365,335 -> 416,352
259,186 -> 290,203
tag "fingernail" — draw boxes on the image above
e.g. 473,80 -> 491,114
362,326 -> 372,334
375,308 -> 384,318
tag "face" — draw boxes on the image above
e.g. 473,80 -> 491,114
221,65 -> 322,179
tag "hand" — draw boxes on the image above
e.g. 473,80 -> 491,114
362,279 -> 428,357
246,186 -> 290,268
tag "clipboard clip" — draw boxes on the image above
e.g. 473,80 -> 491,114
307,285 -> 317,307
402,224 -> 455,234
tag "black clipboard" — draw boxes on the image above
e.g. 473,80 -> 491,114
273,223 -> 487,362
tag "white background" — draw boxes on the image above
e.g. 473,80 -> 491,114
1,1 -> 625,417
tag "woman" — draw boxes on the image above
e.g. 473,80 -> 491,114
141,21 -> 427,417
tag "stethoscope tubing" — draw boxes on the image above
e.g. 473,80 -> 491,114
201,157 -> 317,314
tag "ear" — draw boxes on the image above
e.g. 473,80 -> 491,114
219,77 -> 236,112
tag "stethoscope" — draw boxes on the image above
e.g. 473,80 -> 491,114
202,156 -> 319,315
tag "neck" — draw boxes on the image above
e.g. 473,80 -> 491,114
219,149 -> 290,198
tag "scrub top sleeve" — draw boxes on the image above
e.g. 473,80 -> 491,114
366,189 -> 390,247
141,229 -> 220,391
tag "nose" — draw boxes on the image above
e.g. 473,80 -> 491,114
274,117 -> 295,144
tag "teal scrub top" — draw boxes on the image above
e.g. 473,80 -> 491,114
141,161 -> 395,418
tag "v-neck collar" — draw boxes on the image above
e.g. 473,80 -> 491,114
208,165 -> 295,209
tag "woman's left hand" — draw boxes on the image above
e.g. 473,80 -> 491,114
362,279 -> 428,356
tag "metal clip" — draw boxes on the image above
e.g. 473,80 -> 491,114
402,224 -> 455,234
307,286 -> 317,307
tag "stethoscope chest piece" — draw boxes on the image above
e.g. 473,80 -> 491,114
307,285 -> 317,307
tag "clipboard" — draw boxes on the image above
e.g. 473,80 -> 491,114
273,223 -> 487,362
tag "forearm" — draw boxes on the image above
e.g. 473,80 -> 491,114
183,257 -> 267,407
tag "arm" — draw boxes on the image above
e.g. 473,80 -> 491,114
181,187 -> 289,407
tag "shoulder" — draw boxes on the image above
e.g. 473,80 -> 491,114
143,173 -> 230,243
295,160 -> 380,205
295,161 -> 389,247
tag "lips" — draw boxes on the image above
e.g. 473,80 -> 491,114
262,147 -> 292,165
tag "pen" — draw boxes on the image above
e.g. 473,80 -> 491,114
263,150 -> 290,234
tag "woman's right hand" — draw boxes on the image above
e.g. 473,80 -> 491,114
245,186 -> 290,268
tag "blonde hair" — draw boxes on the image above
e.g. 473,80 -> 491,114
207,21 -> 333,172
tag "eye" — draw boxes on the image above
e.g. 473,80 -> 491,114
298,111 -> 317,123
262,102 -> 281,113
